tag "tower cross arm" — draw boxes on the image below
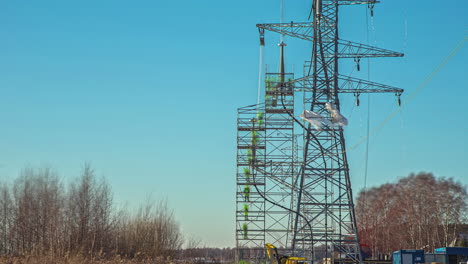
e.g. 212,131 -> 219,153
291,74 -> 403,94
256,22 -> 315,42
337,40 -> 404,58
257,23 -> 403,59
333,0 -> 380,5
337,75 -> 403,94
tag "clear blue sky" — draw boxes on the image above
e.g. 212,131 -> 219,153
0,0 -> 466,247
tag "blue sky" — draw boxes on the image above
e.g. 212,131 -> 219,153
0,0 -> 467,247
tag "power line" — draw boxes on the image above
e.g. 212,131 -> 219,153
347,35 -> 467,152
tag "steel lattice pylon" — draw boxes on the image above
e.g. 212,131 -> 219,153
236,1 -> 403,263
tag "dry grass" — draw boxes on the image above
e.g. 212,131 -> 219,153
0,255 -> 179,264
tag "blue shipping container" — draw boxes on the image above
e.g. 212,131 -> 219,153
435,247 -> 468,256
435,247 -> 468,264
424,253 -> 446,264
393,250 -> 425,264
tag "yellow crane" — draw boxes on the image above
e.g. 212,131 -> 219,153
265,243 -> 308,264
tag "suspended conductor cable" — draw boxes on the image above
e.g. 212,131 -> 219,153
362,95 -> 370,200
362,3 -> 372,210
257,45 -> 264,106
297,31 -> 465,191
280,0 -> 285,42
403,15 -> 408,54
249,150 -> 314,256
250,80 -> 325,260
347,35 -> 467,152
251,3 -> 316,252
250,69 -> 320,261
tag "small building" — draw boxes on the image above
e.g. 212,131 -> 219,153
424,253 -> 446,264
393,250 -> 425,264
434,247 -> 468,264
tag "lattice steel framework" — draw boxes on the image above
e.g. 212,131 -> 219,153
236,69 -> 297,263
236,104 -> 266,262
236,0 -> 404,263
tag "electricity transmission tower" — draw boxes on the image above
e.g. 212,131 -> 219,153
235,0 -> 404,263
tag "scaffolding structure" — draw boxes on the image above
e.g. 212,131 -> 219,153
235,69 -> 296,262
236,0 -> 404,263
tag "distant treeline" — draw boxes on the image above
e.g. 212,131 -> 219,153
356,172 -> 468,258
0,164 -> 182,259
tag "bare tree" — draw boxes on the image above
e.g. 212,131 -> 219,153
0,183 -> 13,254
66,163 -> 114,255
7,167 -> 63,255
115,199 -> 183,258
67,164 -> 94,253
356,172 -> 467,258
0,164 -> 184,260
